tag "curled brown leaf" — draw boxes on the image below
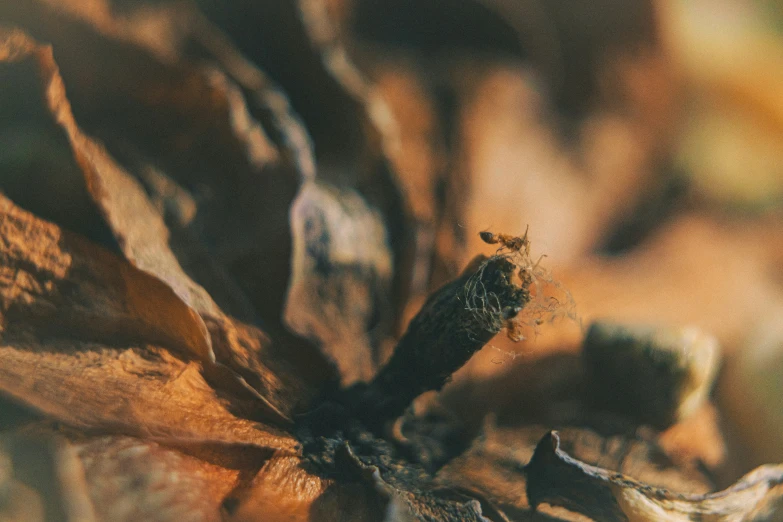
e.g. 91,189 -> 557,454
0,25 -> 331,419
0,192 -> 295,451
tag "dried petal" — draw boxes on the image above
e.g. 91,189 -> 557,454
0,339 -> 296,451
0,190 -> 204,368
0,26 -> 330,417
0,0 -> 304,331
0,193 -> 295,450
0,27 -> 215,364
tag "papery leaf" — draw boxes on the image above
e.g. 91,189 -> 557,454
0,339 -> 297,451
0,192 -> 295,451
0,188 -> 206,370
206,314 -> 324,422
0,0 -> 303,329
0,25 -> 331,418
0,27 -> 216,364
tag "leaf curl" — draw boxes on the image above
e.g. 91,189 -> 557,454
0,26 -> 216,364
0,25 -> 331,420
0,191 -> 296,451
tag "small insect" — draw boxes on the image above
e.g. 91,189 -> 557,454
479,226 -> 530,255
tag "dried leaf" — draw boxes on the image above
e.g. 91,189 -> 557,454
5,427 -> 270,522
0,25 -> 331,418
4,426 -> 282,522
526,431 -> 783,522
0,339 -> 296,451
0,26 -> 216,364
204,0 -> 382,180
102,0 -> 400,387
205,314 -> 325,421
0,188 -> 204,367
0,0 -> 305,330
0,193 -> 295,451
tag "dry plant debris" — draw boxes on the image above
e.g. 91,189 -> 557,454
0,0 -> 782,521
526,432 -> 783,522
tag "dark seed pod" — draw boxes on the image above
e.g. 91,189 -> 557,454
353,255 -> 530,426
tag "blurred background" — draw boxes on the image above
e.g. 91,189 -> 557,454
1,0 -> 782,493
